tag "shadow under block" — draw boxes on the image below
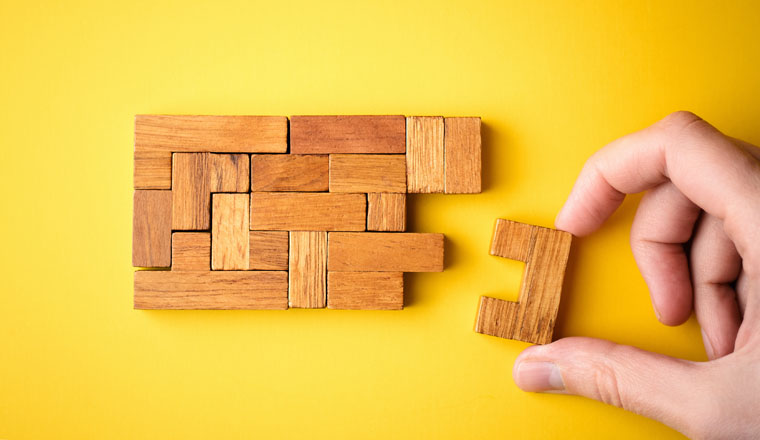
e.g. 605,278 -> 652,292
327,272 -> 404,310
250,192 -> 366,231
288,231 -> 327,308
475,219 -> 573,345
367,193 -> 406,231
132,190 -> 172,267
212,194 -> 250,270
209,154 -> 250,193
172,232 -> 211,271
328,154 -> 406,193
328,232 -> 444,272
250,231 -> 289,270
406,116 -> 444,193
290,115 -> 406,154
172,153 -> 210,230
251,154 -> 328,192
134,271 -> 288,310
134,150 -> 172,189
444,117 -> 482,194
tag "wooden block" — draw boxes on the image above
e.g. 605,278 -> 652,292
329,154 -> 406,193
211,194 -> 250,270
328,232 -> 444,272
250,193 -> 366,231
367,193 -> 406,231
134,270 -> 288,310
406,116 -> 444,193
444,117 -> 482,194
290,115 -> 406,154
288,231 -> 327,308
172,232 -> 211,271
209,154 -> 249,192
249,231 -> 289,270
327,272 -> 404,310
135,115 -> 287,153
172,153 -> 210,230
134,150 -> 171,189
251,154 -> 328,192
475,219 -> 573,344
133,190 -> 172,267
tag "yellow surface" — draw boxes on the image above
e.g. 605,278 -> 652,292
1,1 -> 758,438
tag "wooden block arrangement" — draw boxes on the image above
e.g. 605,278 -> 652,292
474,219 -> 572,344
132,114 -> 482,310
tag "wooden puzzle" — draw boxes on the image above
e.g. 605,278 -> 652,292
132,115 -> 482,310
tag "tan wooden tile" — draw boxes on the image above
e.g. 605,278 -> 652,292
444,117 -> 481,194
406,116 -> 444,193
288,231 -> 327,308
327,271 -> 403,310
328,232 -> 443,272
249,231 -> 289,270
211,194 -> 250,270
329,154 -> 406,193
171,232 -> 211,271
133,190 -> 172,267
290,115 -> 405,154
251,154 -> 328,192
250,192 -> 366,231
367,193 -> 405,232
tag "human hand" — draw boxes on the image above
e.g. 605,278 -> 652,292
512,112 -> 760,439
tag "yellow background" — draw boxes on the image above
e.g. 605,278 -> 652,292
1,0 -> 759,438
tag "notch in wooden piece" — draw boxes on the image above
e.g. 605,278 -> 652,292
251,154 -> 328,192
289,231 -> 327,308
367,193 -> 405,231
212,194 -> 250,270
172,232 -> 211,271
328,232 -> 444,272
327,272 -> 404,310
250,192 -> 366,231
406,116 -> 444,193
172,153 -> 211,230
444,117 -> 481,194
250,231 -> 288,270
290,115 -> 406,154
133,190 -> 172,267
209,154 -> 249,193
474,219 -> 572,345
329,154 -> 406,193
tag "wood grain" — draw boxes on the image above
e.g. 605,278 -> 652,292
209,154 -> 250,192
211,194 -> 250,270
134,270 -> 288,310
172,153 -> 210,230
406,116 -> 444,193
444,117 -> 482,194
328,232 -> 444,272
133,190 -> 172,267
367,193 -> 405,231
249,231 -> 289,270
328,154 -> 406,193
327,271 -> 404,310
288,231 -> 327,308
171,232 -> 211,271
290,115 -> 406,154
250,193 -> 366,231
251,154 -> 328,192
134,150 -> 171,189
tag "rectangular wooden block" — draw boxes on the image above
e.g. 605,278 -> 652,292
328,154 -> 406,193
172,153 -> 210,230
406,116 -> 444,193
134,150 -> 171,189
133,190 -> 172,267
251,154 -> 328,192
209,154 -> 250,192
328,232 -> 444,272
249,231 -> 289,270
212,194 -> 250,270
250,193 -> 366,231
444,117 -> 482,194
367,193 -> 406,231
135,115 -> 288,153
134,270 -> 288,310
290,115 -> 406,154
172,232 -> 211,271
327,272 -> 404,310
288,231 -> 327,308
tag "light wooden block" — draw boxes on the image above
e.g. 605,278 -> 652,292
212,194 -> 250,270
134,150 -> 171,189
367,193 -> 406,231
328,154 -> 406,193
328,232 -> 444,272
444,117 -> 482,194
249,231 -> 289,270
406,116 -> 444,193
327,272 -> 404,310
172,153 -> 210,230
290,115 -> 406,154
209,154 -> 249,192
132,190 -> 172,267
134,271 -> 288,310
288,231 -> 327,308
172,232 -> 211,271
251,154 -> 328,192
250,193 -> 366,231
474,219 -> 573,345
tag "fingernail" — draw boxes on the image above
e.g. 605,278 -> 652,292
514,361 -> 565,392
701,329 -> 715,359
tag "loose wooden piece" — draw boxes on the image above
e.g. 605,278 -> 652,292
406,116 -> 444,193
474,219 -> 573,345
367,193 -> 406,231
328,232 -> 444,272
328,154 -> 406,193
132,190 -> 172,267
134,271 -> 288,310
251,154 -> 328,192
172,232 -> 211,271
327,272 -> 404,310
288,231 -> 327,308
211,194 -> 250,270
134,150 -> 172,189
249,231 -> 289,270
209,154 -> 250,192
444,117 -> 482,194
290,115 -> 406,154
250,192 -> 366,231
172,153 -> 210,230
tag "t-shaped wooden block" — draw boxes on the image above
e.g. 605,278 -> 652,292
475,219 -> 572,344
